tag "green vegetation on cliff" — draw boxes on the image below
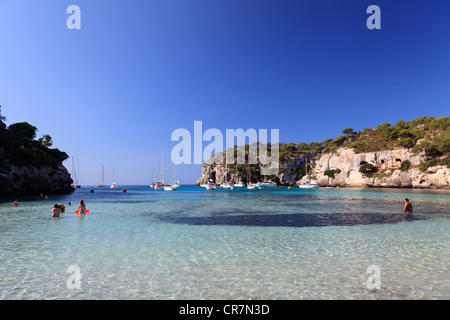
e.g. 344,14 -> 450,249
293,116 -> 449,157
0,107 -> 69,166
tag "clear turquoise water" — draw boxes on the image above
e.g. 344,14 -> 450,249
0,186 -> 449,300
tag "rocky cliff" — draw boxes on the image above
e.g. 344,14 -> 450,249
197,147 -> 450,189
0,154 -> 74,195
301,147 -> 450,189
0,113 -> 74,196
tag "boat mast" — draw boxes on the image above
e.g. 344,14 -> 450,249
77,158 -> 80,186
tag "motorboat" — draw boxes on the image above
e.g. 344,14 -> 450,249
258,180 -> 277,188
299,181 -> 318,189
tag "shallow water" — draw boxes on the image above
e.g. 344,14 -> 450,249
0,186 -> 448,299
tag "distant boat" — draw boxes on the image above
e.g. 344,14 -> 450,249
247,184 -> 260,190
258,180 -> 277,188
220,182 -> 233,188
220,164 -> 233,188
154,181 -> 164,190
163,185 -> 176,191
71,157 -> 81,188
247,165 -> 260,190
149,165 -> 155,188
299,159 -> 318,189
96,165 -> 106,187
111,163 -> 119,189
233,182 -> 245,188
206,183 -> 216,190
299,182 -> 318,189
171,165 -> 180,189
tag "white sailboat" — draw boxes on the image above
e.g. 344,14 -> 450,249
259,181 -> 277,188
220,164 -> 233,188
231,164 -> 245,188
299,159 -> 318,189
171,165 -> 180,189
111,163 -> 118,189
149,165 -> 155,188
96,165 -> 105,187
154,152 -> 165,190
71,157 -> 81,188
247,165 -> 260,190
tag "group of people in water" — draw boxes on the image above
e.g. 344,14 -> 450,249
51,200 -> 87,218
12,197 -> 413,218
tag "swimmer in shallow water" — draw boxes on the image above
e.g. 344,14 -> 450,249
403,198 -> 413,217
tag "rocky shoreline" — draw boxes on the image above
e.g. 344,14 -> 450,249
300,147 -> 450,189
0,160 -> 74,196
197,147 -> 450,189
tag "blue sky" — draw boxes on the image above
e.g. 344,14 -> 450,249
0,0 -> 449,184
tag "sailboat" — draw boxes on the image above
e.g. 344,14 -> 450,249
203,166 -> 216,190
299,159 -> 318,189
230,164 -> 245,188
71,157 -> 81,188
96,165 -> 106,187
171,165 -> 181,189
220,164 -> 233,188
247,165 -> 260,190
110,163 -> 119,189
149,165 -> 155,188
155,152 -> 166,190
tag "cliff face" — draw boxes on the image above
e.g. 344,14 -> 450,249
0,116 -> 74,196
197,147 -> 450,189
0,147 -> 74,195
305,147 -> 450,189
196,152 -> 316,186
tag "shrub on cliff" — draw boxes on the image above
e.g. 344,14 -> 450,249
359,163 -> 377,177
399,160 -> 412,172
324,169 -> 341,178
419,159 -> 438,172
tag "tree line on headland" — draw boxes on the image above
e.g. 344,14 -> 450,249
198,116 -> 450,187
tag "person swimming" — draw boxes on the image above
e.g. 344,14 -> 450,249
403,198 -> 413,216
52,204 -> 61,218
12,199 -> 19,207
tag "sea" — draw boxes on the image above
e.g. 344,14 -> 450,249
0,185 -> 448,300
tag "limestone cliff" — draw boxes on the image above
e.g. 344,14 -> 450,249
197,147 -> 450,189
0,155 -> 74,195
0,114 -> 74,196
301,147 -> 450,189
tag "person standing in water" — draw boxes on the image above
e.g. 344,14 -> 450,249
78,200 -> 87,214
12,199 -> 19,207
52,204 -> 61,218
403,198 -> 413,216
